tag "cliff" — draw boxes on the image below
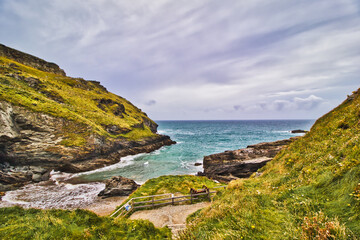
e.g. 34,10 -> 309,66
201,138 -> 296,182
0,44 -> 175,190
0,44 -> 66,76
181,89 -> 360,239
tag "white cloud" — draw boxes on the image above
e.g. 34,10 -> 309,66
0,0 -> 359,120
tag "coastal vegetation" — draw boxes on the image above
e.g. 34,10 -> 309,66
127,175 -> 223,198
0,207 -> 171,239
1,43 -> 359,239
179,89 -> 360,239
0,44 -> 175,190
0,55 -> 156,146
112,175 -> 224,217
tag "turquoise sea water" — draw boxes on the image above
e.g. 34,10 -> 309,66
76,120 -> 315,184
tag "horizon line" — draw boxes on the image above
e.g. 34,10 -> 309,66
154,119 -> 316,121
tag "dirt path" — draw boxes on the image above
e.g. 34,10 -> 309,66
129,202 -> 210,228
84,196 -> 127,216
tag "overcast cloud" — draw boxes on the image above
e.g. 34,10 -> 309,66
1,0 -> 359,120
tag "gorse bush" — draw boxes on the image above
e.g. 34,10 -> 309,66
179,89 -> 360,239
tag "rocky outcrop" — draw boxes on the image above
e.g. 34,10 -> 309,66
200,138 -> 297,182
0,44 -> 66,76
60,134 -> 175,173
98,176 -> 139,197
291,129 -> 308,133
0,163 -> 51,191
0,100 -> 175,188
0,44 -> 176,191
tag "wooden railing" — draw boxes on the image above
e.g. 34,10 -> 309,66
110,186 -> 226,218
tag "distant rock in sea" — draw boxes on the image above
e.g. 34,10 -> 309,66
291,129 -> 308,133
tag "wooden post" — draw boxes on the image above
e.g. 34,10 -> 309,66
207,189 -> 211,202
152,196 -> 154,207
190,192 -> 193,204
171,194 -> 174,205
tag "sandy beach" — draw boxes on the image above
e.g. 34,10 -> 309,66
83,196 -> 127,216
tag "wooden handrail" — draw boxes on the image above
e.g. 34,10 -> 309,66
111,186 -> 225,218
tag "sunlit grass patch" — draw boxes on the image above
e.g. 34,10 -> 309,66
0,207 -> 171,239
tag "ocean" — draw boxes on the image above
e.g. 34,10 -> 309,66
74,120 -> 315,183
0,120 -> 315,209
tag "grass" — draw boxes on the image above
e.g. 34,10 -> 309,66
0,206 -> 171,239
112,175 -> 225,217
179,89 -> 360,239
128,175 -> 224,198
0,56 -> 157,146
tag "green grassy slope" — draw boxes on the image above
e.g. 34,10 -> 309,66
127,175 -> 223,198
0,56 -> 156,145
180,89 -> 360,239
0,207 -> 171,239
112,175 -> 224,217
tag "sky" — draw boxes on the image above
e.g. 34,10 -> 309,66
0,0 -> 359,120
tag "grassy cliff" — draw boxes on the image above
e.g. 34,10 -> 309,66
0,44 -> 157,146
180,89 -> 360,239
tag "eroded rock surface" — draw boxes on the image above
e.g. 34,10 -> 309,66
200,138 -> 297,182
0,44 -> 175,191
0,101 -> 175,189
98,176 -> 139,197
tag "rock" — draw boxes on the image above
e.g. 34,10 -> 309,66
0,100 -> 175,185
55,163 -> 80,173
0,191 -> 5,200
98,176 -> 140,197
194,163 -> 202,166
96,98 -> 125,118
29,166 -> 48,174
291,129 -> 308,133
142,117 -> 158,133
104,124 -> 130,135
0,44 -> 176,189
24,77 -> 43,90
32,173 -> 42,182
0,44 -> 66,76
40,170 -> 51,181
196,171 -> 205,176
88,81 -> 108,92
0,170 -> 31,189
201,138 -> 297,182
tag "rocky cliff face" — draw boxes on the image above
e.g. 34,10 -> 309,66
0,44 -> 175,190
200,138 -> 297,182
0,44 -> 66,76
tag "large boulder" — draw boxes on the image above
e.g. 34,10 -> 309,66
98,176 -> 139,198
